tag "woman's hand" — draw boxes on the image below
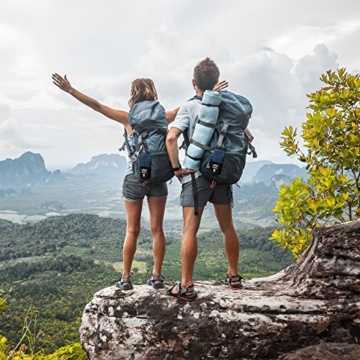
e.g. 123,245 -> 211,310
52,73 -> 73,94
213,80 -> 228,92
245,128 -> 254,143
51,72 -> 129,127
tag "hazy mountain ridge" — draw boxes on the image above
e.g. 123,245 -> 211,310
253,163 -> 308,186
68,153 -> 127,176
0,152 -> 306,188
0,152 -> 64,187
0,152 -> 305,226
240,160 -> 273,183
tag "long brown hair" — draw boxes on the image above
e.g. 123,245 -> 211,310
128,78 -> 158,108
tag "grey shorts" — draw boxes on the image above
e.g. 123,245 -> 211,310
122,174 -> 168,202
180,176 -> 232,207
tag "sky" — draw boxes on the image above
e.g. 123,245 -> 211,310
0,0 -> 359,171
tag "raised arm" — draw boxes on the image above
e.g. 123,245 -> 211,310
166,107 -> 180,124
52,73 -> 130,130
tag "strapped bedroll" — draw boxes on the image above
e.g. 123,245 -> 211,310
183,90 -> 222,170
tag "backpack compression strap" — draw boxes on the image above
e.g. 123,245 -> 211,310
135,131 -> 148,158
215,124 -> 229,149
119,128 -> 136,161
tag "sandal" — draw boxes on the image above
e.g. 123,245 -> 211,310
167,282 -> 197,302
225,274 -> 243,290
115,276 -> 133,290
147,274 -> 165,289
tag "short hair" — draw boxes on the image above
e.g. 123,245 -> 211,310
193,57 -> 220,91
128,78 -> 158,108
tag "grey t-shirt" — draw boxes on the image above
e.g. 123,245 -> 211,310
171,98 -> 202,184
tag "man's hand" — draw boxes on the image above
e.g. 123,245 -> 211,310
213,80 -> 228,92
174,168 -> 196,180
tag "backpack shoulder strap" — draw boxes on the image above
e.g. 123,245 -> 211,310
119,128 -> 132,154
119,128 -> 139,163
188,95 -> 203,102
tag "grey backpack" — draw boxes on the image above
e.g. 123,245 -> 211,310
184,91 -> 257,215
186,91 -> 256,185
199,91 -> 255,184
120,101 -> 173,184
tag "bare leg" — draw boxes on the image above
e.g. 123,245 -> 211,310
169,206 -> 204,295
213,203 -> 240,281
147,196 -> 167,278
122,200 -> 143,281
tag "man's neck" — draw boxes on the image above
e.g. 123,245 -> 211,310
195,88 -> 203,97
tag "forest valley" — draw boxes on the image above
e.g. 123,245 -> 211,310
0,213 -> 292,356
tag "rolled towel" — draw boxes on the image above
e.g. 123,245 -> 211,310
184,90 -> 222,170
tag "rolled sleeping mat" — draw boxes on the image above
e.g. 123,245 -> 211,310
184,90 -> 222,170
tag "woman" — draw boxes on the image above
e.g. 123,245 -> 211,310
52,74 -> 227,291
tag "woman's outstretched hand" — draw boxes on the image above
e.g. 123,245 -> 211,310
52,73 -> 73,94
213,80 -> 228,92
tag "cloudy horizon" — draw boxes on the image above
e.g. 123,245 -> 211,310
1,0 -> 359,171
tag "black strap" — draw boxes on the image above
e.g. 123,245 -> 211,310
245,133 -> 258,158
188,95 -> 202,101
119,128 -> 135,160
201,102 -> 218,107
183,130 -> 199,216
195,118 -> 217,129
248,143 -> 257,158
185,151 -> 203,161
190,172 -> 199,216
190,138 -> 212,152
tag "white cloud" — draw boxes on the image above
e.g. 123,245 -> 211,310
0,0 -> 359,168
293,44 -> 339,94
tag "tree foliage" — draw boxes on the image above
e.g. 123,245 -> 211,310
271,68 -> 360,257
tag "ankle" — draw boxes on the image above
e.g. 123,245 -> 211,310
228,271 -> 239,277
181,281 -> 193,289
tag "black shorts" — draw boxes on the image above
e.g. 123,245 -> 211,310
180,176 -> 232,207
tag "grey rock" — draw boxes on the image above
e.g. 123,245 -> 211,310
280,343 -> 360,360
80,220 -> 360,359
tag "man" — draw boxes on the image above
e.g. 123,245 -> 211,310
166,57 -> 252,301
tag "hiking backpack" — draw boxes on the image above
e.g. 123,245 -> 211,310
185,90 -> 256,185
120,101 -> 174,184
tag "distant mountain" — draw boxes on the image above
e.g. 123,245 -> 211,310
269,173 -> 295,191
0,188 -> 17,198
253,163 -> 308,186
68,153 -> 127,176
0,152 -> 64,187
241,160 -> 273,183
0,187 -> 32,198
